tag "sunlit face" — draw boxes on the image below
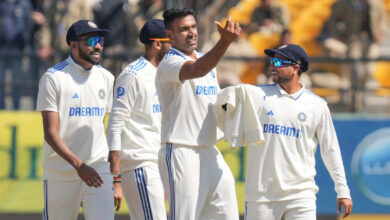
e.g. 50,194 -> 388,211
269,53 -> 299,84
167,15 -> 198,55
77,33 -> 103,65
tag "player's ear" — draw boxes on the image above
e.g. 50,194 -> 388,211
153,40 -> 162,49
294,64 -> 301,75
70,41 -> 78,50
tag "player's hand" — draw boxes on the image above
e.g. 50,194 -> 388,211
76,163 -> 103,188
113,182 -> 123,211
337,198 -> 353,218
214,16 -> 241,44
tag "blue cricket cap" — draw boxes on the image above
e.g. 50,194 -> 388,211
139,19 -> 169,44
66,20 -> 109,45
264,44 -> 309,72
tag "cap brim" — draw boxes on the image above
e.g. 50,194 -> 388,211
149,38 -> 170,41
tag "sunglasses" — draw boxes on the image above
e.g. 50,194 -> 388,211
78,36 -> 104,47
271,57 -> 298,67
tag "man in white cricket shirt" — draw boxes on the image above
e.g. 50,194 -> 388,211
244,44 -> 353,219
36,20 -> 117,220
107,19 -> 171,220
156,7 -> 241,220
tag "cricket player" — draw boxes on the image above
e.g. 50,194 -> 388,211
37,20 -> 116,220
244,44 -> 353,219
107,19 -> 171,220
155,7 -> 241,220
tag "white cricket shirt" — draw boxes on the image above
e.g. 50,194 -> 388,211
37,55 -> 114,181
245,83 -> 351,202
107,56 -> 161,171
156,47 -> 220,147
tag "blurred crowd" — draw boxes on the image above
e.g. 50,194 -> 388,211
0,0 -> 389,110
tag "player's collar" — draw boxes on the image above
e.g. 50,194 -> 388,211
170,47 -> 200,60
276,82 -> 306,100
68,54 -> 93,74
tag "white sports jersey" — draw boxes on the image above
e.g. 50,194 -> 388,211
156,47 -> 220,147
245,83 -> 351,202
37,56 -> 114,181
107,56 -> 162,171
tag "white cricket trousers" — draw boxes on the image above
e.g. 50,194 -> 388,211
245,198 -> 316,220
159,143 -> 239,220
122,164 -> 167,220
42,173 -> 114,220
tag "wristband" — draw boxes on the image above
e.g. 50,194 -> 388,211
113,179 -> 122,183
112,173 -> 121,178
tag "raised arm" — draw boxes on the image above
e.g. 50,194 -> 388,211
179,16 -> 241,81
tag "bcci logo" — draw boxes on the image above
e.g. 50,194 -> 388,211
297,112 -> 306,122
351,128 -> 390,205
99,89 -> 105,99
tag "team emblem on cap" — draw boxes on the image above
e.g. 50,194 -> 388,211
298,112 -> 306,122
88,21 -> 98,28
99,89 -> 105,99
279,45 -> 288,49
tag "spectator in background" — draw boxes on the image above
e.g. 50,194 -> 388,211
127,0 -> 165,54
247,0 -> 290,36
45,0 -> 94,61
93,0 -> 165,77
318,0 -> 388,89
0,0 -> 33,110
203,22 -> 258,88
28,0 -> 53,109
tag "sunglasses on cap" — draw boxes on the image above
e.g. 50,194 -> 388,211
271,57 -> 299,67
78,36 -> 104,47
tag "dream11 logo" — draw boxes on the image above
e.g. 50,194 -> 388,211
351,128 -> 390,205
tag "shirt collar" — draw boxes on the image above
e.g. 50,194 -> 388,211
276,82 -> 306,100
170,47 -> 200,60
68,54 -> 93,74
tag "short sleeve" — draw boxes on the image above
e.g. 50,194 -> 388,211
157,56 -> 187,84
36,74 -> 58,112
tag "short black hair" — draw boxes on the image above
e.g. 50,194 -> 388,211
163,7 -> 195,30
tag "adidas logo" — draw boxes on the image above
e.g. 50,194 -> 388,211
72,93 -> 79,99
266,110 -> 274,116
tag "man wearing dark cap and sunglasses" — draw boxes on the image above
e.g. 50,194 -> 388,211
244,44 -> 353,219
36,20 -> 116,220
107,19 -> 171,220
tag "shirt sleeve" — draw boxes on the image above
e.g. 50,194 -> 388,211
36,73 -> 58,112
158,56 -> 187,84
316,104 -> 351,199
105,73 -> 115,113
106,71 -> 139,151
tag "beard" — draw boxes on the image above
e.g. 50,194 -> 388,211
78,47 -> 101,65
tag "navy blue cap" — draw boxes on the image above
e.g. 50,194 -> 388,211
264,44 -> 309,72
139,19 -> 169,44
66,20 -> 109,45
